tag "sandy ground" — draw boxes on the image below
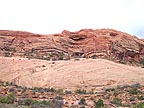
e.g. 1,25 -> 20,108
0,57 -> 144,91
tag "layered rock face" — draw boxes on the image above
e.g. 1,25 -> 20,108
0,29 -> 144,64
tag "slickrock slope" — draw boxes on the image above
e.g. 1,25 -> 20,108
0,29 -> 144,64
0,57 -> 144,90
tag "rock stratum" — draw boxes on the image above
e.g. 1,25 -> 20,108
0,57 -> 144,90
0,29 -> 144,64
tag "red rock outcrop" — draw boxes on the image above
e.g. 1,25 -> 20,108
0,29 -> 144,64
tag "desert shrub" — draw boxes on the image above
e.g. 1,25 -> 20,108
49,99 -> 64,108
50,88 -> 56,92
4,51 -> 11,57
32,100 -> 50,107
140,59 -> 144,66
131,83 -> 141,89
119,60 -> 126,64
137,95 -> 144,100
105,88 -> 115,92
22,98 -> 34,106
32,87 -> 53,93
87,91 -> 94,94
18,98 -> 51,107
4,46 -> 11,51
47,87 -> 57,92
59,52 -> 64,60
55,96 -> 63,100
117,84 -> 129,90
129,88 -> 138,95
56,89 -> 63,94
91,55 -> 97,59
111,98 -> 122,106
39,100 -> 49,105
79,98 -> 85,105
74,58 -> 80,61
132,102 -> 144,108
113,90 -> 122,97
65,90 -> 72,94
5,81 -> 10,86
13,48 -> 17,52
75,89 -> 86,94
0,93 -> 15,104
94,99 -> 104,108
43,99 -> 63,108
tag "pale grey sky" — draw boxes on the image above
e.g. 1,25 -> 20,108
0,0 -> 144,38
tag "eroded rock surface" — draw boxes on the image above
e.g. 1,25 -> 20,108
0,29 -> 144,64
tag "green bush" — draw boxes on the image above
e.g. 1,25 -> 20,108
18,98 -> 43,106
132,102 -> 144,108
39,100 -> 49,104
5,81 -> 10,86
23,98 -> 34,106
18,99 -> 54,107
79,98 -> 85,105
111,98 -> 122,106
4,52 -> 11,57
129,88 -> 138,95
137,96 -> 144,100
94,99 -> 104,108
0,93 -> 15,104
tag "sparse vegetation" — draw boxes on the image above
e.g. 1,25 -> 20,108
94,99 -> 104,108
79,98 -> 85,105
0,81 -> 144,108
91,55 -> 97,59
140,59 -> 144,67
137,95 -> 144,100
3,47 -> 17,57
4,51 -> 11,57
18,98 -> 64,108
105,87 -> 115,92
55,96 -> 63,100
132,102 -> 144,108
20,98 -> 34,106
129,88 -> 138,95
74,58 -> 80,61
111,98 -> 122,106
0,93 -> 15,104
75,89 -> 86,94
65,90 -> 72,94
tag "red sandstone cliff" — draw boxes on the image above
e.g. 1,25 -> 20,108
0,29 -> 144,64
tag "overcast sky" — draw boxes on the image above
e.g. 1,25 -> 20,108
0,0 -> 144,38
